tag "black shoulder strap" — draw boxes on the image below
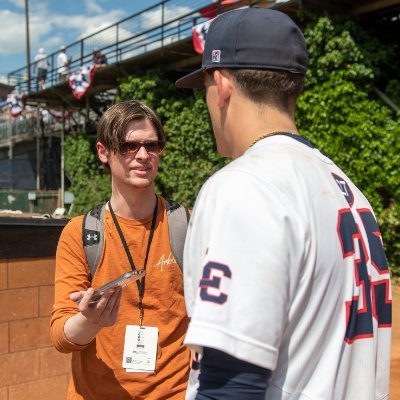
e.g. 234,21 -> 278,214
165,199 -> 190,273
82,203 -> 106,280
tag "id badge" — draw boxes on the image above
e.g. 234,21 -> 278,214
123,325 -> 158,373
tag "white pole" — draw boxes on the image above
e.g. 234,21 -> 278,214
61,107 -> 65,208
36,113 -> 40,190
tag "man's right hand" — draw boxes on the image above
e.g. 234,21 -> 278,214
64,287 -> 122,345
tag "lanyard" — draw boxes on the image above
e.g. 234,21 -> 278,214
108,195 -> 158,326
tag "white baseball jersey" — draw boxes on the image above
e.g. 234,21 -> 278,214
183,134 -> 392,400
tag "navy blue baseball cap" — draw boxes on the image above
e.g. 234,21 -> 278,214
176,7 -> 307,89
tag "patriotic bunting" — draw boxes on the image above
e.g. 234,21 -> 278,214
192,20 -> 212,55
48,109 -> 73,121
199,0 -> 237,19
68,65 -> 95,100
6,90 -> 27,117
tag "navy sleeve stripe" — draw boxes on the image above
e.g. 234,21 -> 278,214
195,347 -> 271,400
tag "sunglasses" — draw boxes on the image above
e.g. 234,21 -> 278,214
118,140 -> 165,155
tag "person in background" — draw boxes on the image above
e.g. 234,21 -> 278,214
33,48 -> 50,90
57,45 -> 69,83
51,100 -> 190,399
176,7 -> 392,400
93,48 -> 108,68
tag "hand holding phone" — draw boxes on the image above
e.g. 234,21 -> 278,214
76,270 -> 145,304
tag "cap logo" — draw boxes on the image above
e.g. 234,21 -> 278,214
212,50 -> 221,63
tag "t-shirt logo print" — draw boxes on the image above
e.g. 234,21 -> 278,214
152,252 -> 177,271
212,50 -> 221,63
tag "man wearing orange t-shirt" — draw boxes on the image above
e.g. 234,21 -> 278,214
50,100 -> 190,399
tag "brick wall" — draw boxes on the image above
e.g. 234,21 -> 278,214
0,257 -> 71,400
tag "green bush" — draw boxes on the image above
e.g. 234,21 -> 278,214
64,134 -> 111,215
298,17 -> 400,275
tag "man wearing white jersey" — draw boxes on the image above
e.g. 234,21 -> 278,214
176,7 -> 392,400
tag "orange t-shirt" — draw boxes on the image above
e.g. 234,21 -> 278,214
50,197 -> 190,400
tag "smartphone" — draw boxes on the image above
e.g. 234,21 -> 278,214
76,270 -> 146,304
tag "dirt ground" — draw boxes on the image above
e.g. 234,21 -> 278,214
391,281 -> 400,399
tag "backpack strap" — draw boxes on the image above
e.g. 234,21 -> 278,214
82,200 -> 189,281
82,203 -> 106,281
165,199 -> 190,273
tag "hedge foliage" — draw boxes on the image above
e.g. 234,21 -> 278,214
297,17 -> 400,276
64,16 -> 399,275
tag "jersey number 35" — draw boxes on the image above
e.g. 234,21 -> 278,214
337,208 -> 392,343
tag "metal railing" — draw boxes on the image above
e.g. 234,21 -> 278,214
0,117 -> 36,145
0,109 -> 90,149
7,0 -> 234,94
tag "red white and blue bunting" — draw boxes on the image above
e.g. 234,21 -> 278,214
192,19 -> 212,55
68,65 -> 95,100
199,0 -> 238,19
6,90 -> 27,117
48,108 -> 73,121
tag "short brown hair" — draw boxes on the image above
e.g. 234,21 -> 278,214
97,100 -> 165,153
228,69 -> 305,110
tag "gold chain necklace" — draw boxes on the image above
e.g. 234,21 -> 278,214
248,131 -> 298,149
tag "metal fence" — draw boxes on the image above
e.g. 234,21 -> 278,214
0,118 -> 37,145
7,0 -> 230,94
0,110 -> 88,147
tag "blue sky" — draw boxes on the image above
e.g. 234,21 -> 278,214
0,0 -> 170,79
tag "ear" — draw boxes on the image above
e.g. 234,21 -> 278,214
213,69 -> 232,108
96,142 -> 109,164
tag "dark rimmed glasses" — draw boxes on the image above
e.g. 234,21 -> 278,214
118,140 -> 165,156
